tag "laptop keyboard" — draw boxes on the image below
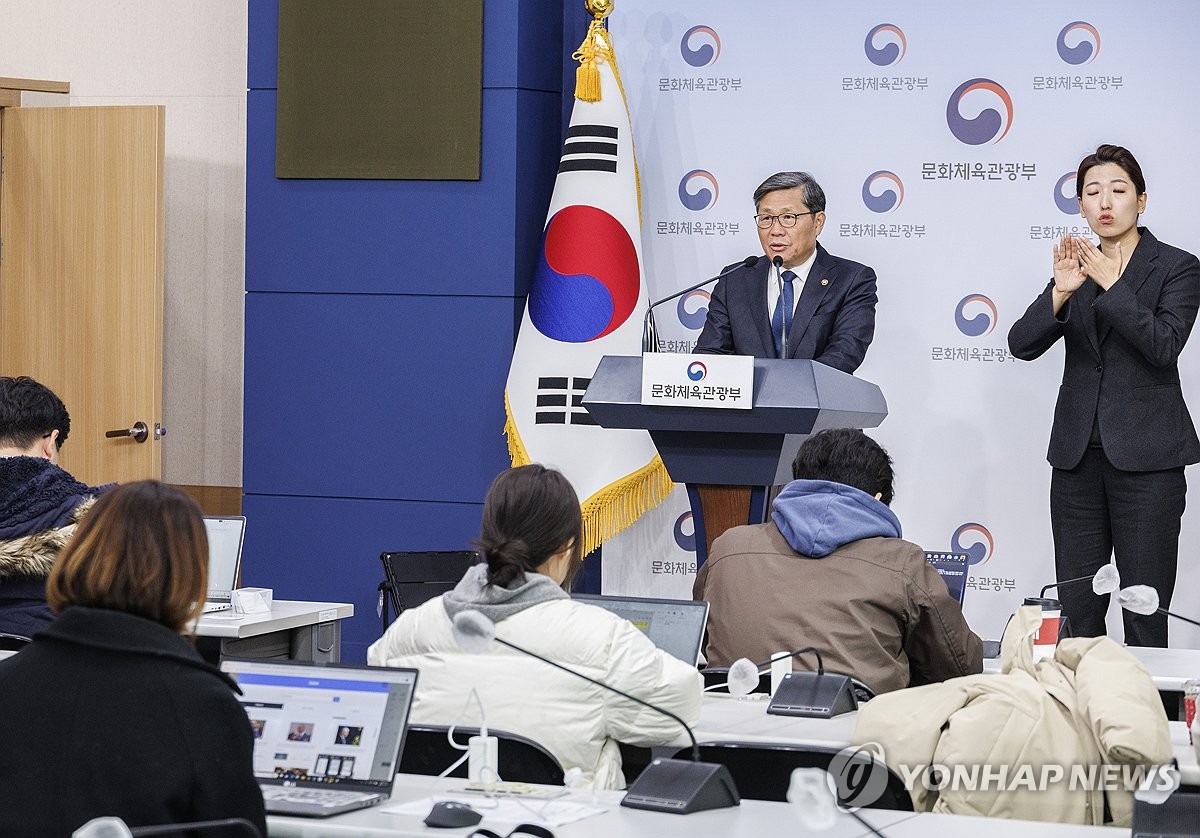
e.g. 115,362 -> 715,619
261,786 -> 379,808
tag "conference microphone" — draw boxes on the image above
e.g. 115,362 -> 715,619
1039,564 -> 1120,598
73,816 -> 262,837
451,609 -> 739,815
728,645 -> 858,718
1116,585 -> 1200,629
642,255 -> 759,352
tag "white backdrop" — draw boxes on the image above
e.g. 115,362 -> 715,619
601,1 -> 1200,644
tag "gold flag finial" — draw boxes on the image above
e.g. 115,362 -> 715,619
573,0 -> 614,102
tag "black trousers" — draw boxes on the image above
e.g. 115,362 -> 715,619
1050,446 -> 1186,647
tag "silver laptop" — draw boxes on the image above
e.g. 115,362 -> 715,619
573,594 -> 709,665
222,658 -> 418,817
202,516 -> 246,614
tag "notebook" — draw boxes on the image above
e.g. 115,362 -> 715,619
572,594 -> 709,665
222,658 -> 419,817
202,516 -> 246,614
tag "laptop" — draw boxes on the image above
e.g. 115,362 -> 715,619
202,516 -> 246,614
573,594 -> 709,665
924,551 -> 970,605
222,658 -> 418,817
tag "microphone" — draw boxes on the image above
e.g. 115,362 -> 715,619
1116,585 -> 1200,628
450,610 -> 739,815
726,646 -> 827,697
73,817 -> 262,837
771,255 -> 795,359
1040,564 -> 1120,598
642,255 -> 759,352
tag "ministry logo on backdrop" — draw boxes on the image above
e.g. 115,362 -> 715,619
678,169 -> 719,211
1054,173 -> 1078,214
1057,21 -> 1100,65
673,511 -> 697,552
862,171 -> 904,213
946,78 -> 1013,145
952,523 -> 995,566
677,290 -> 711,331
681,25 -> 721,67
864,24 -> 906,66
955,294 -> 998,337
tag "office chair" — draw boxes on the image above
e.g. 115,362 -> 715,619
400,724 -> 565,785
673,741 -> 912,809
377,550 -> 480,629
0,632 -> 31,651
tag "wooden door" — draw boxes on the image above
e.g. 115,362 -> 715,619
0,105 -> 164,485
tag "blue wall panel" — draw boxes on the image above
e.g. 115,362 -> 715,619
241,494 -> 485,663
245,88 -> 559,296
248,0 -> 563,93
244,292 -> 516,501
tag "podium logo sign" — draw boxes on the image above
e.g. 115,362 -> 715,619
641,353 -> 752,409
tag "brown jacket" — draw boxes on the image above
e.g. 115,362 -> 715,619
694,522 -> 982,693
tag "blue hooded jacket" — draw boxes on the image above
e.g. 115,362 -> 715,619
771,478 -> 901,558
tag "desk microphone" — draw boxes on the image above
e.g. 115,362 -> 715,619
1116,585 -> 1200,629
729,645 -> 857,718
726,645 -> 825,696
73,816 -> 262,837
642,255 -> 759,352
1040,564 -> 1120,598
451,609 -> 739,815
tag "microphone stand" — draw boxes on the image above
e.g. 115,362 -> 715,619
641,256 -> 759,352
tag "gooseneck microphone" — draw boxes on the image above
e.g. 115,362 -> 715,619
1117,585 -> 1200,628
642,255 -> 759,352
1040,564 -> 1120,598
451,609 -> 739,815
772,255 -> 793,359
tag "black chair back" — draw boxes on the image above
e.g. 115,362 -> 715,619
400,724 -> 565,785
674,741 -> 912,810
377,550 -> 480,628
0,632 -> 31,652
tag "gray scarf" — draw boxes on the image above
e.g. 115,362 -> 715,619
441,563 -> 568,624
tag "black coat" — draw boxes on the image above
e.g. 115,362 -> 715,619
694,245 -> 878,373
0,607 -> 266,837
1009,228 -> 1200,471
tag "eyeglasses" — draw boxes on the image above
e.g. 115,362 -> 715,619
754,211 -> 814,229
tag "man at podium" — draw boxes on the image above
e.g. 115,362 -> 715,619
694,171 -> 878,373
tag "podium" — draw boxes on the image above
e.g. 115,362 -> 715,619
582,356 -> 887,564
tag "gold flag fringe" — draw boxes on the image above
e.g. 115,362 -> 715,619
572,17 -> 607,102
504,390 -> 674,556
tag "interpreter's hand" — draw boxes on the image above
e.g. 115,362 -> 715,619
1076,238 -> 1123,291
1052,235 -> 1086,295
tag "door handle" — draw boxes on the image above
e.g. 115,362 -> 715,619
105,421 -> 149,443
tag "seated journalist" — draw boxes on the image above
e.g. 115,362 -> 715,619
0,481 -> 266,838
694,428 -> 983,694
369,464 -> 702,790
0,375 -> 111,637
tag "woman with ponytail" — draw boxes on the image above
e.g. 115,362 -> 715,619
368,464 -> 701,789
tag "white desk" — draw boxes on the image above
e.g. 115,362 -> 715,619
266,774 -> 918,837
685,693 -> 858,748
194,600 -> 354,663
873,811 -> 1121,836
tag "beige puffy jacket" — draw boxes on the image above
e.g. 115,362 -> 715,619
852,606 -> 1170,825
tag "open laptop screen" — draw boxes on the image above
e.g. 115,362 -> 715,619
203,516 -> 245,600
222,659 -> 417,789
572,594 -> 708,665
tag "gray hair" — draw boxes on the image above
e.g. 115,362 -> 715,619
753,171 -> 826,214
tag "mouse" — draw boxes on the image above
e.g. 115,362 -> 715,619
423,800 -> 484,828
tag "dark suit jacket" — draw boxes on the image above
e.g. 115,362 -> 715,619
0,607 -> 267,838
693,244 -> 878,373
1008,228 -> 1200,471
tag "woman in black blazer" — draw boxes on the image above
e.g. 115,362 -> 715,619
0,481 -> 266,837
1009,144 -> 1200,647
